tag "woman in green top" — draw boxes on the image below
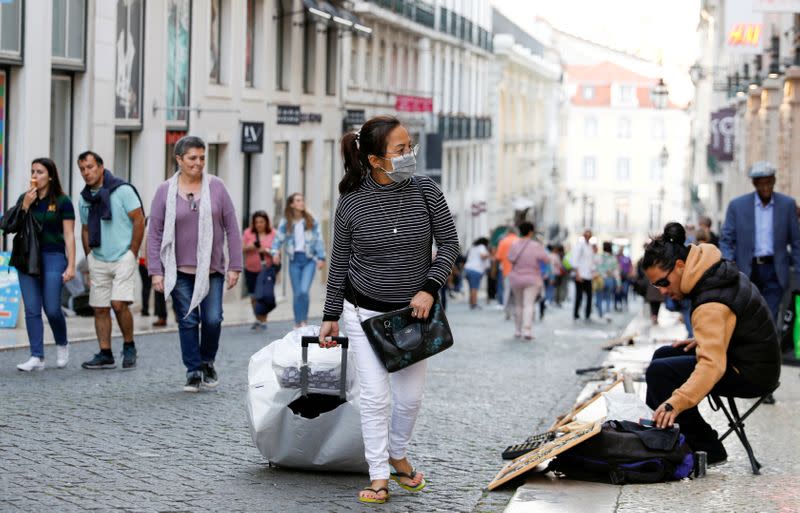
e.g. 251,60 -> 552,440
595,241 -> 620,319
14,158 -> 76,372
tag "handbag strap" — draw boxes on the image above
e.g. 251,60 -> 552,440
412,177 -> 434,245
509,239 -> 532,269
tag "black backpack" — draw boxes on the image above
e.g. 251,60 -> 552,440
547,420 -> 694,484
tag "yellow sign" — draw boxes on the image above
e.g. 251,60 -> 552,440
728,23 -> 762,48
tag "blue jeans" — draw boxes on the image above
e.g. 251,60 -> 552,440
664,297 -> 695,338
18,252 -> 68,358
595,277 -> 615,317
289,252 -> 316,325
171,272 -> 224,373
750,263 -> 784,326
495,273 -> 505,305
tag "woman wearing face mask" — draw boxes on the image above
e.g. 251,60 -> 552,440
10,158 -> 76,371
270,193 -> 326,328
318,115 -> 459,504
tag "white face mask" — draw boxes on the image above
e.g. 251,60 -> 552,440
377,146 -> 418,183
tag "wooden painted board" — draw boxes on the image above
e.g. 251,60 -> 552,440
487,421 -> 602,491
550,378 -> 623,430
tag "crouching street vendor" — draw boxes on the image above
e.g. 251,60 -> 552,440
641,222 -> 781,465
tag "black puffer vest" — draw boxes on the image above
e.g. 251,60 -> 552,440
689,259 -> 781,391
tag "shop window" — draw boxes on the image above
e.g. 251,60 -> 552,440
616,157 -> 631,180
209,0 -> 230,85
244,0 -> 262,88
115,0 -> 144,126
0,0 -> 22,63
303,16 -> 317,94
167,0 -> 191,127
300,141 -> 312,197
207,144 -> 220,176
114,133 -> 131,182
618,117 -> 631,139
275,0 -> 292,91
50,75 -> 73,191
582,156 -> 597,180
52,0 -> 86,68
327,28 -> 338,96
273,142 -> 288,227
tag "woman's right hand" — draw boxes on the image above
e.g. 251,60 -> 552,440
318,321 -> 339,347
21,187 -> 37,211
273,254 -> 281,266
152,275 -> 165,293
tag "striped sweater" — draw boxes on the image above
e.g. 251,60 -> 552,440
322,174 -> 460,321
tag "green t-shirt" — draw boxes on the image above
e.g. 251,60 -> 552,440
79,185 -> 141,262
20,194 -> 75,253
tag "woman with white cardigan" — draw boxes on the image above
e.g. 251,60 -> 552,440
148,136 -> 242,392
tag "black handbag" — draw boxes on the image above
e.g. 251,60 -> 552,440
0,200 -> 42,275
355,177 -> 454,372
253,237 -> 277,314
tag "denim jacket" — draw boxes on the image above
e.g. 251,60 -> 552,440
271,218 -> 326,262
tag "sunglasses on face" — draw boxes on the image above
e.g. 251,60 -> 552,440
187,193 -> 198,212
651,264 -> 675,288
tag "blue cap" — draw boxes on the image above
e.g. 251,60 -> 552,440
748,161 -> 776,178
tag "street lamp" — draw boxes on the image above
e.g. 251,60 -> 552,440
651,78 -> 669,109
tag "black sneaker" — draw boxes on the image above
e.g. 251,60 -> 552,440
81,352 -> 116,370
183,371 -> 203,393
201,362 -> 219,389
121,344 -> 137,369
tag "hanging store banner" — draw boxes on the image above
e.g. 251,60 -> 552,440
395,95 -> 433,113
115,0 -> 144,128
724,0 -> 764,54
166,0 -> 191,127
709,107 -> 736,162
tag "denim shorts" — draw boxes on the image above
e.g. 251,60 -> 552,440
465,269 -> 484,290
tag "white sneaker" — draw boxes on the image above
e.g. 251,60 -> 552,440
17,356 -> 45,372
56,345 -> 69,368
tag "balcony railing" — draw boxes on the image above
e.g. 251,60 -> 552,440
368,0 -> 435,29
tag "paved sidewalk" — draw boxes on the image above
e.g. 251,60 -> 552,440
504,308 -> 800,513
0,294 -> 633,512
0,277 -> 328,351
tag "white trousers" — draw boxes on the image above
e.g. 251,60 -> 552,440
342,301 -> 428,480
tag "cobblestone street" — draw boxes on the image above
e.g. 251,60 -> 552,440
0,299 -> 633,513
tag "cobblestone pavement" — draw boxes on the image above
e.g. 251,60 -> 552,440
0,298 -> 635,513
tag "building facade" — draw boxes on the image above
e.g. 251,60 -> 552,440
561,60 -> 690,256
488,9 -> 562,239
691,0 -> 800,227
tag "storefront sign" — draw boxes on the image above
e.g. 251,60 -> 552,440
724,0 -> 764,54
241,122 -> 264,153
114,0 -> 144,127
345,109 -> 366,126
0,252 -> 21,329
277,105 -> 322,125
709,107 -> 736,162
395,95 -> 433,112
166,0 -> 191,127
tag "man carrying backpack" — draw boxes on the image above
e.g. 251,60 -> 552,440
640,223 -> 781,465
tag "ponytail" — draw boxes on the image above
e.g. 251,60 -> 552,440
340,132 -> 366,195
642,222 -> 691,271
338,115 -> 402,195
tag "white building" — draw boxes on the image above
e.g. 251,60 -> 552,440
488,8 -> 562,239
561,59 -> 690,256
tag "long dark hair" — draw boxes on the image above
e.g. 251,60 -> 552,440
642,222 -> 691,271
250,210 -> 272,234
284,192 -> 314,231
339,115 -> 401,195
31,158 -> 65,206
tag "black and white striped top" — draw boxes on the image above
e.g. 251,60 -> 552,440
322,174 -> 460,321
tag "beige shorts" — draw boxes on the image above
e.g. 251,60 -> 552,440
88,250 -> 137,307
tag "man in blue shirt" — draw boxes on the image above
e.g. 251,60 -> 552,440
77,151 -> 145,370
720,161 -> 800,325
